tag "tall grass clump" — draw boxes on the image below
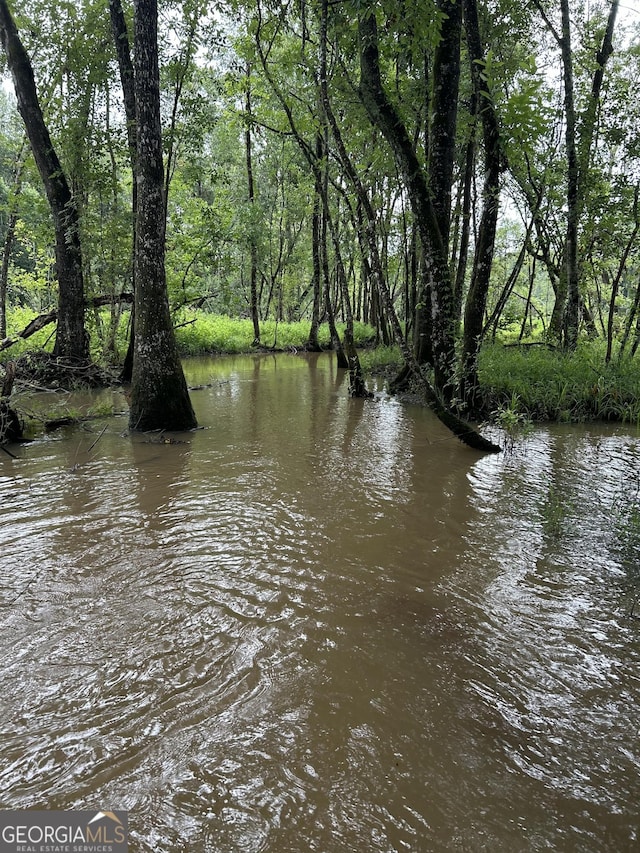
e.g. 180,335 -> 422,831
479,339 -> 640,423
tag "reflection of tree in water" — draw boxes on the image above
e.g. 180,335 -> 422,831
129,433 -> 191,525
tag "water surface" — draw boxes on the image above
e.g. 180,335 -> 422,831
1,353 -> 639,851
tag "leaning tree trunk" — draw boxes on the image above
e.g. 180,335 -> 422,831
244,64 -> 261,346
318,1 -> 369,394
559,0 -> 580,349
358,10 -> 457,397
109,0 -> 137,380
460,0 -> 504,410
128,0 -> 196,432
0,0 -> 87,363
322,3 -> 499,451
307,130 -> 324,352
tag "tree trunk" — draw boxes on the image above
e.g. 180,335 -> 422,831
413,22 -> 451,372
109,0 -> 137,380
460,0 -> 504,409
128,0 -> 196,432
559,0 -> 580,349
430,0 -> 462,246
0,140 -> 25,340
318,6 -> 368,394
534,0 -> 619,347
307,130 -> 323,351
244,62 -> 261,345
0,0 -> 88,363
453,96 -> 476,321
324,6 -> 498,450
358,10 -> 457,396
0,210 -> 15,340
0,360 -> 21,444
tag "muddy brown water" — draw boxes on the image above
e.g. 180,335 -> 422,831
1,352 -> 639,851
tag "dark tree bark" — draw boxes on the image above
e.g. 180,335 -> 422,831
413,0 -> 462,369
430,0 -> 462,246
307,130 -> 324,352
128,0 -> 196,431
460,0 -> 505,409
244,62 -> 261,346
109,0 -> 137,380
358,10 -> 457,396
0,360 -> 21,444
0,0 -> 88,363
559,0 -> 580,349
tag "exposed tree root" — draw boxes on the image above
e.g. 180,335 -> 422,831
12,351 -> 117,390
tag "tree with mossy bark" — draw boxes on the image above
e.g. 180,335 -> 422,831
128,0 -> 196,432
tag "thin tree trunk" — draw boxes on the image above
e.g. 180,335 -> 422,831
0,208 -> 18,340
0,138 -> 26,339
534,0 -> 619,347
460,0 -> 505,410
244,62 -> 261,345
559,0 -> 580,349
0,0 -> 88,362
109,0 -> 137,380
606,189 -> 639,362
318,1 -> 368,394
307,130 -> 323,351
518,259 -> 536,342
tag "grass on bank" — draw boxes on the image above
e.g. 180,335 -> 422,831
1,307 -> 377,361
172,311 -> 377,355
3,306 -> 640,425
479,341 -> 640,425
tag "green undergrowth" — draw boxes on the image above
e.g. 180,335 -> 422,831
5,305 -> 639,427
1,307 -> 377,363
478,341 -> 640,424
1,306 -> 57,358
172,311 -> 376,355
358,345 -> 403,374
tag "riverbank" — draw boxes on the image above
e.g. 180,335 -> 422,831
2,308 -> 640,427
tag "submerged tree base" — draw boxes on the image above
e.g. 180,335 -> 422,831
1,360 -> 22,444
0,397 -> 22,444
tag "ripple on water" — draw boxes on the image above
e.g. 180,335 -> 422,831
2,361 -> 640,851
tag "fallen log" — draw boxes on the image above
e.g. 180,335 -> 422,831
0,310 -> 57,352
0,293 -> 134,353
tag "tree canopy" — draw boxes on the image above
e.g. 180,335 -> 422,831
0,0 -> 638,423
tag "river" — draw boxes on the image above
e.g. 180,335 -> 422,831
1,352 -> 639,851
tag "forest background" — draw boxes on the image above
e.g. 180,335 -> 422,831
0,0 -> 640,429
